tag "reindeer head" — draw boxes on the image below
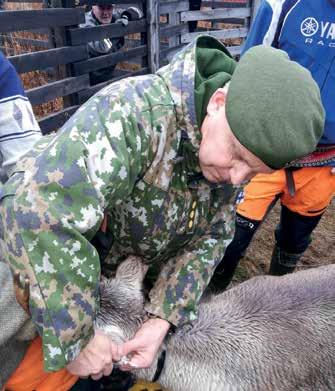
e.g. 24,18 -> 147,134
95,256 -> 148,343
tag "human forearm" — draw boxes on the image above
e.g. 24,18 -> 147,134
116,317 -> 170,370
66,330 -> 116,379
145,190 -> 236,326
145,236 -> 226,326
0,135 -> 106,370
3,217 -> 102,371
0,77 -> 154,370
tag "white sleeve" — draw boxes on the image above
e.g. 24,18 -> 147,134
0,95 -> 41,178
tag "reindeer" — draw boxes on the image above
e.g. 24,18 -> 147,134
96,256 -> 335,391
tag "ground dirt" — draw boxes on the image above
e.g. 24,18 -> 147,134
233,200 -> 335,284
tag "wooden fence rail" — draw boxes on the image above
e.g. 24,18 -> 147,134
181,7 -> 250,21
10,45 -> 87,73
0,35 -> 51,49
0,9 -> 84,32
0,0 -> 255,133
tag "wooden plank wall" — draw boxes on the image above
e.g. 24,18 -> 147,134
180,0 -> 250,57
159,0 -> 189,64
0,8 -> 88,133
0,4 -> 150,134
0,0 -> 253,133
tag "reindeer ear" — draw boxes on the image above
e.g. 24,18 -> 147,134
115,256 -> 148,287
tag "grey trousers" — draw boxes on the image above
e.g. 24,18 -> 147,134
0,261 -> 35,387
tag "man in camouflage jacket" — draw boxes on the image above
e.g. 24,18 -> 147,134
0,36 -> 324,376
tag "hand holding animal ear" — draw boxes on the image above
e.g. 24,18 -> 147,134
116,317 -> 170,370
66,330 -> 117,380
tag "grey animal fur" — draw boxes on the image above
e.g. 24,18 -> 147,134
96,256 -> 335,391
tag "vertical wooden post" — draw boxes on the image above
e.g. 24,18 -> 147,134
51,0 -> 79,107
62,0 -> 76,8
140,0 -> 148,70
147,0 -> 159,73
168,10 -> 178,49
188,0 -> 200,33
212,1 -> 220,34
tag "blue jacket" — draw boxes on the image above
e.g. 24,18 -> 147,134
0,50 -> 41,180
243,0 -> 335,165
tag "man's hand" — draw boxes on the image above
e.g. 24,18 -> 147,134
115,16 -> 128,26
117,318 -> 170,370
66,330 -> 117,380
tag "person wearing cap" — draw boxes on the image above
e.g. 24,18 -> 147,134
0,35 -> 324,378
80,3 -> 143,85
209,0 -> 335,292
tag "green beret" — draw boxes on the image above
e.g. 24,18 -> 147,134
225,46 -> 325,169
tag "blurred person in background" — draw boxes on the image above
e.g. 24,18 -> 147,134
80,3 -> 143,85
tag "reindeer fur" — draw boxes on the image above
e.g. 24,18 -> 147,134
96,257 -> 335,391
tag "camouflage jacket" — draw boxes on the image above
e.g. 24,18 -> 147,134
0,36 -> 236,371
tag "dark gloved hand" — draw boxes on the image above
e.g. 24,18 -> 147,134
115,16 -> 129,26
121,6 -> 143,21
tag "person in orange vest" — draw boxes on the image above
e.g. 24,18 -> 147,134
209,0 -> 335,291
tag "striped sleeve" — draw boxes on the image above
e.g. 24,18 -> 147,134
0,51 -> 41,178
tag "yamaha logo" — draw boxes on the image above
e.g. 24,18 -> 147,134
301,17 -> 319,37
300,17 -> 335,47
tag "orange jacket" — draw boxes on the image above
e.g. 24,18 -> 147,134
4,337 -> 78,391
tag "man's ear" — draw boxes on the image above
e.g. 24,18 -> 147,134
206,88 -> 228,116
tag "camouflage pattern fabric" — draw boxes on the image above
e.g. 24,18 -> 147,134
0,36 -> 236,371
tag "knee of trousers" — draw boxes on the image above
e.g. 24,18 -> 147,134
274,205 -> 322,254
225,214 -> 261,258
275,229 -> 311,254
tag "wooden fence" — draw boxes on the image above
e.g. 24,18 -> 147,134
0,0 -> 256,134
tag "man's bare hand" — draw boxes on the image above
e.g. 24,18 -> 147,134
66,330 -> 117,380
117,318 -> 170,370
